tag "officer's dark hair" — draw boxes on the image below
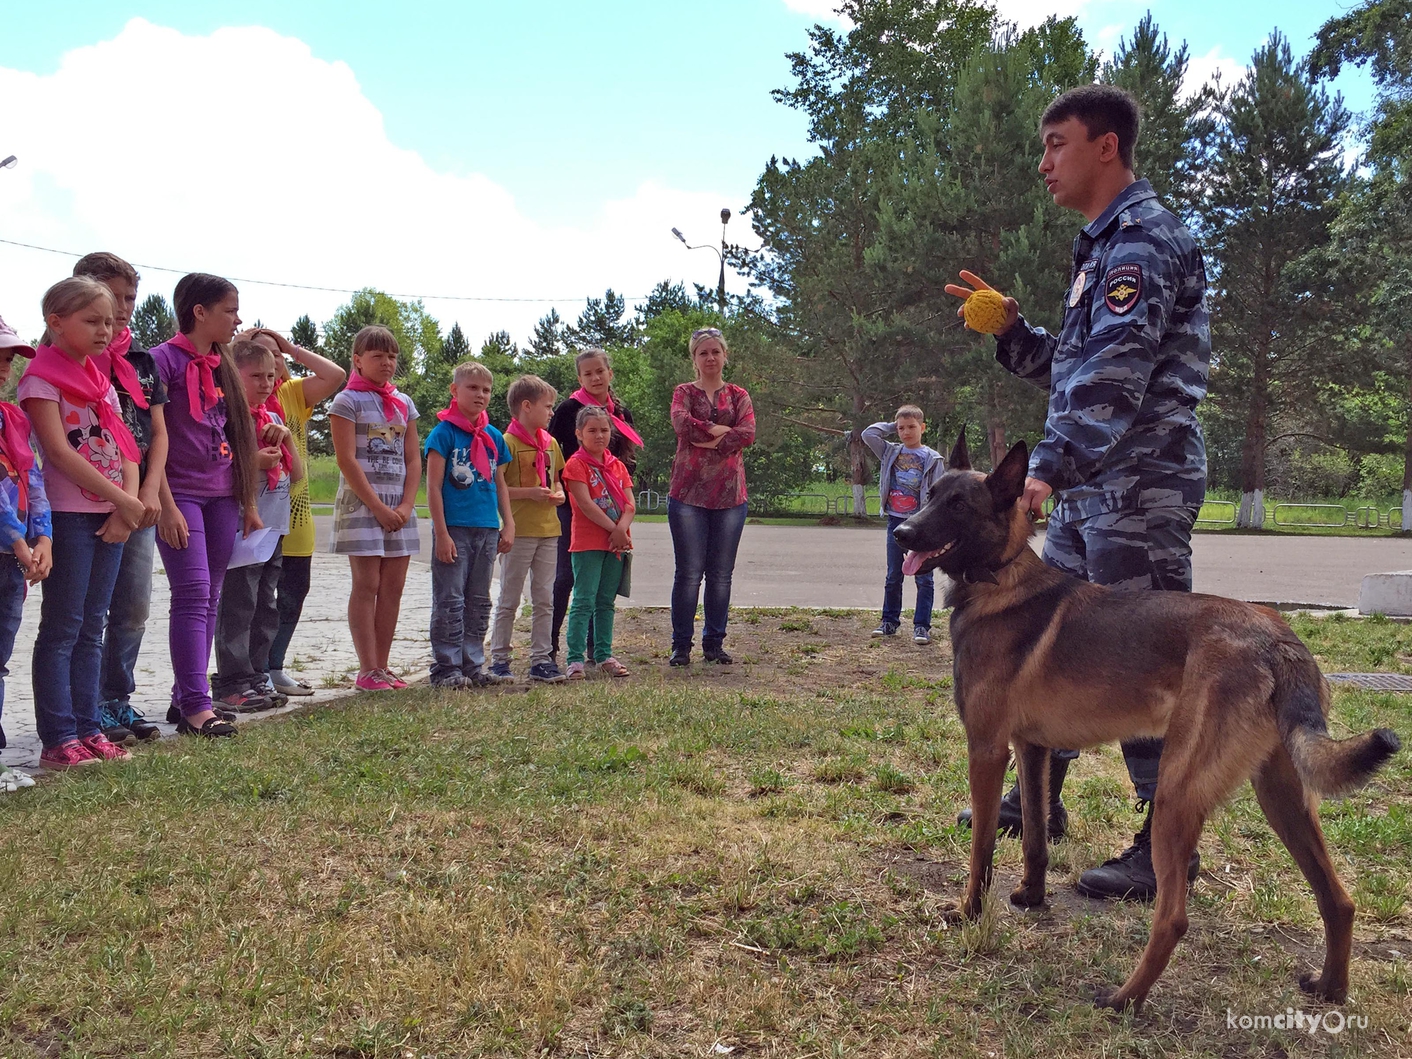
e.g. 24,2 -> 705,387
1041,85 -> 1139,170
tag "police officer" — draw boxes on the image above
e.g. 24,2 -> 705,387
949,85 -> 1211,901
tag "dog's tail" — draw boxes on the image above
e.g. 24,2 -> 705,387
1273,641 -> 1401,798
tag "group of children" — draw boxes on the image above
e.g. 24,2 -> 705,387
0,255 -> 642,789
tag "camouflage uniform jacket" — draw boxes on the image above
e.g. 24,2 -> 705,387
995,179 -> 1210,522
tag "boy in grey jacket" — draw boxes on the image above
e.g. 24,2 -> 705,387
860,406 -> 945,643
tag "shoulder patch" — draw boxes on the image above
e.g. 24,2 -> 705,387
1103,264 -> 1142,315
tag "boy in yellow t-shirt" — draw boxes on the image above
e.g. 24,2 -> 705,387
488,375 -> 567,683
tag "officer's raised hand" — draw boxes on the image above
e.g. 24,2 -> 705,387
944,271 -> 1020,336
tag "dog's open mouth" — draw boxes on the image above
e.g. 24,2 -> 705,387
902,540 -> 955,576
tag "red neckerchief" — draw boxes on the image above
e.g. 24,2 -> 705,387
568,446 -> 628,512
26,344 -> 141,464
436,402 -> 495,481
570,387 -> 643,446
0,402 -> 34,511
505,418 -> 551,487
345,371 -> 407,424
169,332 -> 222,423
94,328 -> 149,411
252,404 -> 294,491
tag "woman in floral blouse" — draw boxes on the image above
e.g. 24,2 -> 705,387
667,327 -> 755,667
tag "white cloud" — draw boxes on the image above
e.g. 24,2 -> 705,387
0,19 -> 745,348
1184,46 -> 1246,99
781,0 -> 848,19
990,0 -> 1091,29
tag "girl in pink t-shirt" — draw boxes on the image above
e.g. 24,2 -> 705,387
18,278 -> 144,771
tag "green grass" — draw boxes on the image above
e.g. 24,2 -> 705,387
303,457 -> 1410,534
2,608 -> 1408,1055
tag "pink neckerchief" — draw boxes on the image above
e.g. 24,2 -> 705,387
252,403 -> 294,491
169,332 -> 222,423
436,402 -> 496,481
505,418 -> 551,487
263,392 -> 285,419
26,344 -> 142,464
0,402 -> 34,511
568,446 -> 628,512
570,387 -> 643,447
94,328 -> 149,411
345,371 -> 407,424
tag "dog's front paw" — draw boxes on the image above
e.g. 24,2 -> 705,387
939,903 -> 967,925
1009,883 -> 1046,908
1093,988 -> 1141,1014
1298,973 -> 1348,1004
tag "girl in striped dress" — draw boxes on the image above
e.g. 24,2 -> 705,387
329,325 -> 421,691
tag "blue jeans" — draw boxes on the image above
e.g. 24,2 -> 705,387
33,512 -> 125,748
884,514 -> 934,629
429,525 -> 499,682
668,499 -> 747,652
99,524 -> 155,710
0,554 -> 26,749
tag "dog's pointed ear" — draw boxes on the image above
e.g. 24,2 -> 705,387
948,427 -> 971,471
987,440 -> 1029,508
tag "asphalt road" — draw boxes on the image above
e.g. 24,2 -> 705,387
313,517 -> 1412,609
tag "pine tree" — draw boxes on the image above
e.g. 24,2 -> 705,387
1202,32 -> 1350,526
441,322 -> 472,366
526,309 -> 566,361
290,315 -> 319,350
1102,13 -> 1218,220
130,294 -> 176,350
567,290 -> 637,349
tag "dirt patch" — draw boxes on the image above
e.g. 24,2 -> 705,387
589,606 -> 953,699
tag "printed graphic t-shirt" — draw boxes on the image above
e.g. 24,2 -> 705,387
110,345 -> 168,481
561,455 -> 633,553
275,377 -> 315,557
16,374 -> 126,514
423,419 -> 511,529
886,448 -> 926,518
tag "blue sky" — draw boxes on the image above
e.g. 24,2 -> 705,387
0,1 -> 1372,343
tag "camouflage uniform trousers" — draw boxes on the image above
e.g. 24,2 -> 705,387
1040,504 -> 1199,802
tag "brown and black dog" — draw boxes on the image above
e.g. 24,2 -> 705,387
892,432 -> 1401,1013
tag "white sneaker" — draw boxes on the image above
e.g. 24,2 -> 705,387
1,767 -> 36,793
269,669 -> 315,696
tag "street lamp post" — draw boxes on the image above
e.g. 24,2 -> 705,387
0,156 -> 17,170
671,207 -> 732,311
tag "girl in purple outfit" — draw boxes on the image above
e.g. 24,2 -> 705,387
150,274 -> 260,737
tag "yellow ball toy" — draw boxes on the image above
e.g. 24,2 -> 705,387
963,288 -> 1009,334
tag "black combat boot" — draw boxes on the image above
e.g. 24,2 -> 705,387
956,754 -> 1070,842
1075,800 -> 1201,900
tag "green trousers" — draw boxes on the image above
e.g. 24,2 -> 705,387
566,550 -> 623,664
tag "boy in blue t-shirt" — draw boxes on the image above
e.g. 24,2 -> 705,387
424,361 -> 514,687
859,405 -> 945,644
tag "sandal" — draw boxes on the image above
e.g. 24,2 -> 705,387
598,657 -> 630,678
176,715 -> 237,738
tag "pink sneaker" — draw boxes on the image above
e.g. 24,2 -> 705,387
379,669 -> 409,690
39,739 -> 100,770
80,733 -> 133,763
355,670 -> 395,691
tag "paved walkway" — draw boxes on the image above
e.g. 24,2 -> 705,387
4,521 -> 1408,774
337,516 -> 1412,610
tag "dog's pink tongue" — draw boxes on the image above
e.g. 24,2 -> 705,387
902,551 -> 925,577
